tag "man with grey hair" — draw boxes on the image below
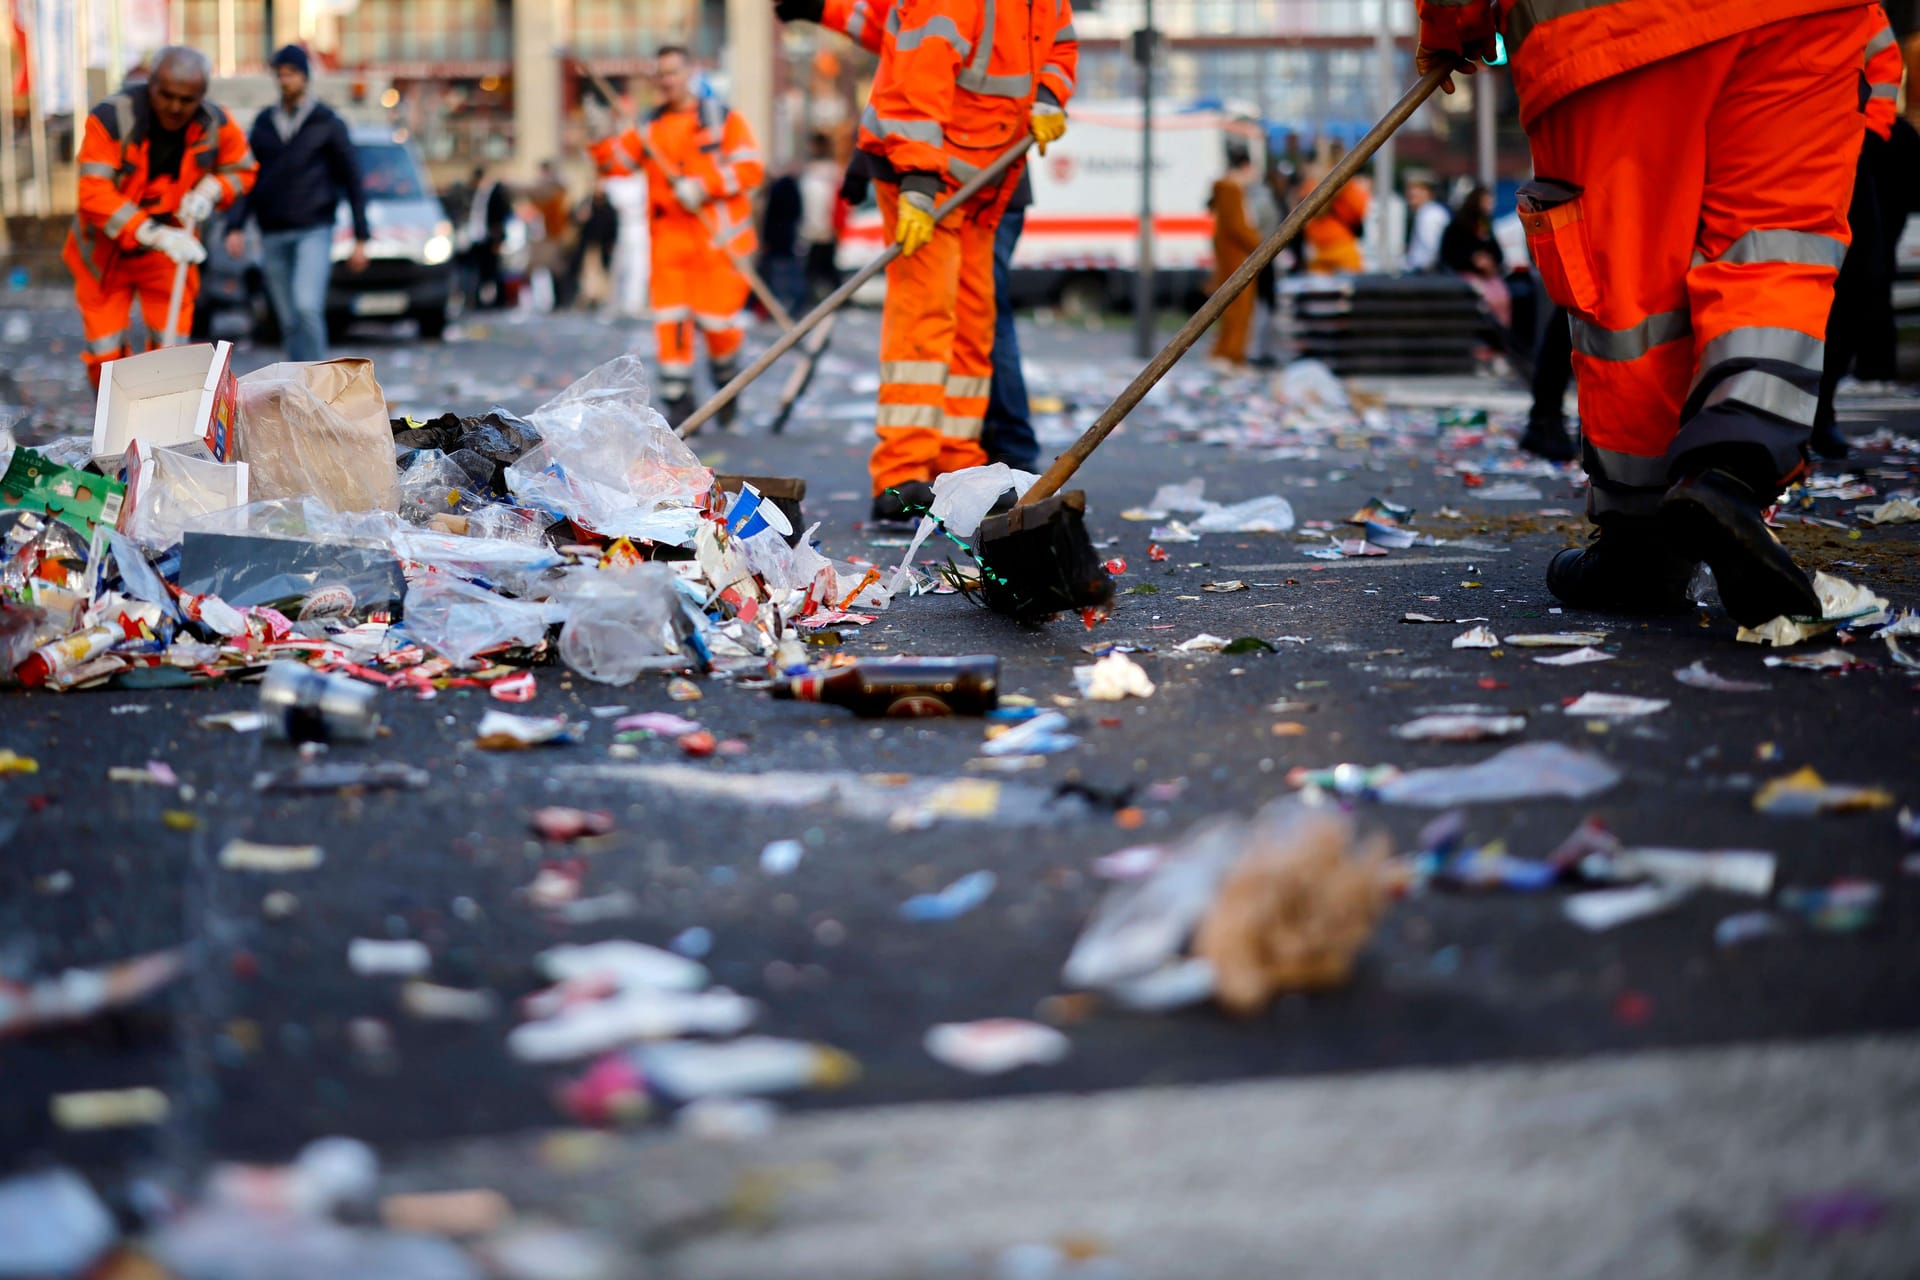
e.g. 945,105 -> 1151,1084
63,44 -> 256,385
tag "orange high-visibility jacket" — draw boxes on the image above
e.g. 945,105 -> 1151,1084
1864,10 -> 1902,141
65,90 -> 254,280
848,0 -> 1078,185
1417,0 -> 1868,127
590,97 -> 765,258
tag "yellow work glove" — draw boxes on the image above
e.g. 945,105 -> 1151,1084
1030,102 -> 1067,156
895,190 -> 936,257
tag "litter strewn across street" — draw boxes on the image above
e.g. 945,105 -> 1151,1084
5,4 -> 1920,1277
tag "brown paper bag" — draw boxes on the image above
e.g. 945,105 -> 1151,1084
236,359 -> 400,513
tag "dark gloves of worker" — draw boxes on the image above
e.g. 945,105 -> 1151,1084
773,0 -> 826,23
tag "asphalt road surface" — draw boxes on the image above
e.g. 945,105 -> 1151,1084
2,297 -> 1918,1275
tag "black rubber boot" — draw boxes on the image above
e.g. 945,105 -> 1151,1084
1546,515 -> 1700,615
711,359 -> 740,430
1662,468 -> 1821,627
870,480 -> 936,524
660,381 -> 695,428
1808,421 -> 1850,460
1519,418 -> 1577,463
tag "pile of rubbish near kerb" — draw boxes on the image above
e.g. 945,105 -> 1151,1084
1,342 -> 916,697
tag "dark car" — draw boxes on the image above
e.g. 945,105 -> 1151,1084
195,127 -> 461,343
328,127 -> 461,338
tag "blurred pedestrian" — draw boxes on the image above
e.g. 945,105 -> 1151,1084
1440,185 -> 1511,329
983,167 -> 1038,471
466,165 -> 511,309
799,131 -> 844,302
569,184 -> 620,310
1208,142 -> 1262,367
1810,8 -> 1906,459
527,160 -> 575,311
65,46 -> 255,387
1403,172 -> 1451,272
1302,156 -> 1368,275
1243,154 -> 1281,367
587,46 -> 765,426
759,167 -> 809,319
224,46 -> 368,362
1522,305 -> 1577,462
1418,0 -> 1862,627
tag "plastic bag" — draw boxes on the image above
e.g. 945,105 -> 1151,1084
120,443 -> 250,549
507,355 -> 710,538
391,407 -> 541,497
403,573 -> 557,663
462,502 -> 553,546
1188,494 -> 1295,534
1376,741 -> 1623,806
558,562 -> 686,683
891,463 -> 1037,589
236,360 -> 400,513
1278,357 -> 1351,411
396,449 -> 487,525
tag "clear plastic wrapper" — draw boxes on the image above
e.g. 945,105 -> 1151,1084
506,355 -> 710,539
119,440 -> 250,550
461,502 -> 553,545
557,561 -> 685,683
236,360 -> 401,513
1376,741 -> 1623,806
404,573 -> 558,663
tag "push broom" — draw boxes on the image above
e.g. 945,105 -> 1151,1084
972,64 -> 1457,620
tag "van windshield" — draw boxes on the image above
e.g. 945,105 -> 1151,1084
356,143 -> 427,199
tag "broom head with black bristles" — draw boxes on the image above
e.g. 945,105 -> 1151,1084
974,490 -> 1115,620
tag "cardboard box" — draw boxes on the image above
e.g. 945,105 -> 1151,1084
92,341 -> 238,467
0,445 -> 127,539
118,438 -> 251,549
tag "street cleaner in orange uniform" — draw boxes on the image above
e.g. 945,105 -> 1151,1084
775,0 -> 1078,522
65,46 -> 255,387
589,46 -> 766,427
1417,0 -> 1869,628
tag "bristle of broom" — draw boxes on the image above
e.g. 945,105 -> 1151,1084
975,490 -> 1115,620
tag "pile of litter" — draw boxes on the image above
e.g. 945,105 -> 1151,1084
2,345 -> 900,698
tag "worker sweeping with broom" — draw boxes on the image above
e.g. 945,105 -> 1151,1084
1415,0 -> 1868,628
773,0 -> 1078,523
65,46 -> 255,386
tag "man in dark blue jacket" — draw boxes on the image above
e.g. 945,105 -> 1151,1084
223,45 -> 369,361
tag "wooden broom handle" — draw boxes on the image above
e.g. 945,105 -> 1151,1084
1017,63 -> 1457,508
678,137 -> 1033,439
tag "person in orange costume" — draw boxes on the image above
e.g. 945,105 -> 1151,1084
589,46 -> 765,428
1809,8 -> 1906,459
1417,0 -> 1868,628
64,46 -> 255,388
775,0 -> 1078,521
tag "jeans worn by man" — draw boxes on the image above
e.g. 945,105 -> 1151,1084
258,224 -> 335,362
981,172 -> 1038,473
224,44 -> 369,362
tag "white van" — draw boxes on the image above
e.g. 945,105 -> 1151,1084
836,100 -> 1264,315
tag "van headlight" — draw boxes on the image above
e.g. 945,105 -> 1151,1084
422,233 -> 454,266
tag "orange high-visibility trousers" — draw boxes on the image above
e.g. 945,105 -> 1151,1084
650,215 -> 749,399
869,176 -> 1013,495
72,251 -> 196,388
1523,7 -> 1862,517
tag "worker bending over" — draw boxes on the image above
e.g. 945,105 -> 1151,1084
1417,0 -> 1870,628
775,0 -> 1078,521
590,46 -> 765,427
66,46 -> 255,386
